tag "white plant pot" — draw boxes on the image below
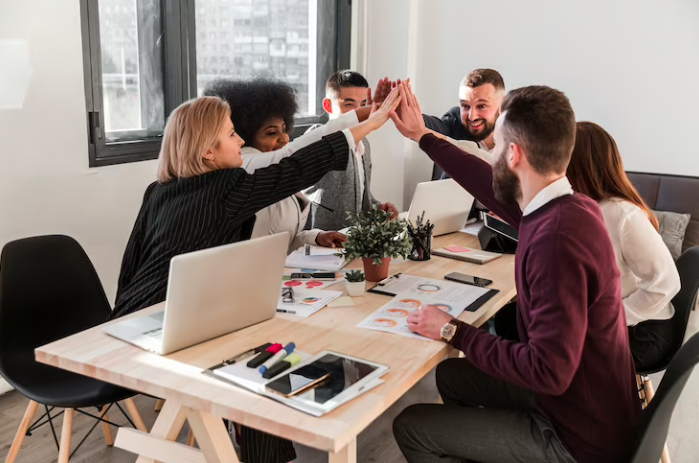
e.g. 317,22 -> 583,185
345,280 -> 366,297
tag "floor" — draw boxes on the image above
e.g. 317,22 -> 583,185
0,366 -> 697,463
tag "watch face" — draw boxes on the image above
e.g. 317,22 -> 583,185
441,323 -> 456,341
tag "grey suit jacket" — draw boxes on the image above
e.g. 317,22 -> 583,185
303,131 -> 381,231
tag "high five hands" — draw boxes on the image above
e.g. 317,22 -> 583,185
389,82 -> 430,142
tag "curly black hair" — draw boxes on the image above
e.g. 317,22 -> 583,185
203,77 -> 299,145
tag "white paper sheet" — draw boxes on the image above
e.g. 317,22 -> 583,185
357,288 -> 487,340
277,287 -> 342,317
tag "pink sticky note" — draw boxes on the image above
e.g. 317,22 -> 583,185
445,245 -> 471,253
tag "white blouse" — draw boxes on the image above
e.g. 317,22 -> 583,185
600,198 -> 681,326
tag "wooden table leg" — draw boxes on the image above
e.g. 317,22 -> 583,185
329,438 -> 357,463
154,399 -> 165,412
184,407 -> 239,463
124,397 -> 149,432
134,400 -> 188,463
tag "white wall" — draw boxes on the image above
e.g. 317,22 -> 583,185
357,0 -> 416,210
361,0 -> 699,204
0,1 -> 157,393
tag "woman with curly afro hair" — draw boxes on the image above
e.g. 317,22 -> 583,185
205,76 -> 382,253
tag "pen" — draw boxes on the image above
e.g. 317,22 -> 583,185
311,201 -> 335,213
259,342 -> 296,375
262,353 -> 303,379
276,308 -> 297,315
376,273 -> 402,286
209,343 -> 273,370
247,343 -> 283,368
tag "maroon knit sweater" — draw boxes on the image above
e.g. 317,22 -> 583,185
420,134 -> 642,463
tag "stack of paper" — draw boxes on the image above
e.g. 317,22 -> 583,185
285,246 -> 348,271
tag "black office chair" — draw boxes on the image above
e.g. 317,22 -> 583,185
635,246 -> 699,463
629,332 -> 699,463
0,236 -> 148,463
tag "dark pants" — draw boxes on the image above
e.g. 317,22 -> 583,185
629,318 -> 675,371
393,359 -> 576,463
229,423 -> 295,463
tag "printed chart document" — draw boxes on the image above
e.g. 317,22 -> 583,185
281,279 -> 342,291
277,286 -> 342,317
357,283 -> 491,340
370,274 -> 494,301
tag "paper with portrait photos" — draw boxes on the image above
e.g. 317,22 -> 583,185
356,288 -> 487,340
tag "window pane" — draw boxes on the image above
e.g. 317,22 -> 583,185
98,0 -> 165,143
195,0 -> 317,116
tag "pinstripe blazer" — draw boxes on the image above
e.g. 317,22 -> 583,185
111,132 -> 350,319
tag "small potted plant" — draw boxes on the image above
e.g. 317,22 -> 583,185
340,206 -> 412,282
344,270 -> 366,297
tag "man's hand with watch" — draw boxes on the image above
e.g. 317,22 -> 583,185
406,304 -> 462,343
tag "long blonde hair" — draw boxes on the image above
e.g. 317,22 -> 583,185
157,96 -> 231,183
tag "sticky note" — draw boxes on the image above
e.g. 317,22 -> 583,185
329,297 -> 356,308
445,245 -> 471,253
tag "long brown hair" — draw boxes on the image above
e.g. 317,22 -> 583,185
567,122 -> 659,231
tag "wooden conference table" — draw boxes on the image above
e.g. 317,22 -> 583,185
35,231 -> 516,463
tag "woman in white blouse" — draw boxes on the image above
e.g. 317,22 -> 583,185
567,122 -> 681,370
205,78 -> 388,254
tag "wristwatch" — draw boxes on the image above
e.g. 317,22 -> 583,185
440,320 -> 459,344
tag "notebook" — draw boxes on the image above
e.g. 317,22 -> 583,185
285,247 -> 348,271
431,245 -> 502,264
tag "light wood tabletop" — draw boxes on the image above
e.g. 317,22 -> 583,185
35,231 -> 516,463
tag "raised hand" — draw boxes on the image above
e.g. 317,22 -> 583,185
370,77 -> 393,108
349,86 -> 401,145
389,82 -> 428,142
367,85 -> 401,128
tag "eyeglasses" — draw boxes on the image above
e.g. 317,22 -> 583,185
281,287 -> 295,304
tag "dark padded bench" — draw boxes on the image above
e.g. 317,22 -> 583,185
627,172 -> 699,251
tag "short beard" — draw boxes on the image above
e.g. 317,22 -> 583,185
466,119 -> 496,142
492,153 -> 521,206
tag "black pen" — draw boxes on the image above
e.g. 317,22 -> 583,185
311,201 -> 335,213
210,343 -> 272,370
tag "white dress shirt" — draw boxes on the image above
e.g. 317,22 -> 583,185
600,198 -> 680,325
522,176 -> 574,216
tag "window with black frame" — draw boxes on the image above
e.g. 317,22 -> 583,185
81,0 -> 351,167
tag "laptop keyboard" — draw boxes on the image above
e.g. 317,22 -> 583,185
143,327 -> 163,340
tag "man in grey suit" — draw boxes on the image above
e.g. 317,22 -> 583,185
303,70 -> 398,231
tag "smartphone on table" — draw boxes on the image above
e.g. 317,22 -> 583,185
289,272 -> 336,280
265,362 -> 332,397
444,272 -> 493,287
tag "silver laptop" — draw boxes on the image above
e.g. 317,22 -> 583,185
407,179 -> 475,236
104,233 -> 289,355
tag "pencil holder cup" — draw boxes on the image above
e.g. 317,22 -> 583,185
407,230 -> 432,261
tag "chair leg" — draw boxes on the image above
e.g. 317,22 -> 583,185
154,399 -> 165,412
187,426 -> 196,447
58,408 -> 74,463
642,378 -> 672,463
101,411 -> 114,447
5,400 -> 40,463
123,398 -> 148,432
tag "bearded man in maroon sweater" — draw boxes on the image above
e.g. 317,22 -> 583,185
390,83 -> 641,463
